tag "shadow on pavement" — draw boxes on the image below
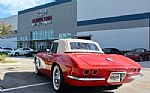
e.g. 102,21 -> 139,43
0,72 -> 51,89
65,86 -> 115,93
0,72 -> 114,93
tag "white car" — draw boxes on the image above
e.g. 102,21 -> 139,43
0,48 -> 12,54
8,48 -> 33,56
0,47 -> 3,52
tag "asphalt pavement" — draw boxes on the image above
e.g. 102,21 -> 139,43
0,57 -> 150,93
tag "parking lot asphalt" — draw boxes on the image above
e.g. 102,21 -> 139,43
0,57 -> 150,93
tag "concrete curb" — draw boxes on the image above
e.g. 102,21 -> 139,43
0,62 -> 21,66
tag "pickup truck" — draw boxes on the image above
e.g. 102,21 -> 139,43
8,48 -> 33,56
124,48 -> 150,62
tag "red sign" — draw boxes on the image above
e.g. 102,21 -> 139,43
32,16 -> 52,23
32,16 -> 52,26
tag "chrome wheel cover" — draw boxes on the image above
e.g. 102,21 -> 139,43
53,65 -> 61,90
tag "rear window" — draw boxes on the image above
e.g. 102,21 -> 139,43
70,42 -> 99,51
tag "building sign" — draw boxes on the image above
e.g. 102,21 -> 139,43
35,9 -> 47,17
32,9 -> 52,26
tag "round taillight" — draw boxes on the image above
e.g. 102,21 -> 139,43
93,70 -> 98,75
138,69 -> 141,72
134,69 -> 136,72
83,70 -> 90,75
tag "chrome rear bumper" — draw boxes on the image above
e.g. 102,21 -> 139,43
128,73 -> 143,79
67,76 -> 105,81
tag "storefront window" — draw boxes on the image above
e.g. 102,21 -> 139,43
32,29 -> 54,40
59,33 -> 71,39
20,36 -> 28,41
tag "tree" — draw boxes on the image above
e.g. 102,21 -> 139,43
0,22 -> 13,38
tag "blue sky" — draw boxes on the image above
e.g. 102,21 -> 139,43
0,0 -> 55,18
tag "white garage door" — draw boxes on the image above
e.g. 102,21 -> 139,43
77,27 -> 150,50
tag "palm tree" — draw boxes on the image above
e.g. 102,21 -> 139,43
0,22 -> 13,38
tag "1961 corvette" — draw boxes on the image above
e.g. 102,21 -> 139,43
34,39 -> 142,93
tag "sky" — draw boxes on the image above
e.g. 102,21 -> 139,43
0,0 -> 55,18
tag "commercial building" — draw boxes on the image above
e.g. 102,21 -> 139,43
18,0 -> 77,50
18,0 -> 150,50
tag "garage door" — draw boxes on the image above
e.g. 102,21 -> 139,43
77,27 -> 150,50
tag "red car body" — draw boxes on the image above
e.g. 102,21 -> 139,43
34,39 -> 142,92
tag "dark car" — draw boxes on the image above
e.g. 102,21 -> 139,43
124,48 -> 150,62
25,50 -> 46,57
102,48 -> 123,55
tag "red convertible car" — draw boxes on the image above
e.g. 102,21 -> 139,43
34,39 -> 142,93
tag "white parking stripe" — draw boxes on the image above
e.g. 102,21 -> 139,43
0,82 -> 51,92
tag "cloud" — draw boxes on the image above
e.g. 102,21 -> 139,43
0,0 -> 55,18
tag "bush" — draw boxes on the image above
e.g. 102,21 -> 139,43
0,53 -> 8,62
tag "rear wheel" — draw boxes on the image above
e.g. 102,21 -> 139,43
52,65 -> 66,93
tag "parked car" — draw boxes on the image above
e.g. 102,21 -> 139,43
0,47 -> 13,54
102,48 -> 123,55
2,48 -> 12,54
34,39 -> 142,93
0,47 -> 3,52
8,48 -> 33,56
124,48 -> 150,62
25,50 -> 46,57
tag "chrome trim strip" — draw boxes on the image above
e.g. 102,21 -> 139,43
67,76 -> 105,81
127,72 -> 134,75
129,74 -> 143,79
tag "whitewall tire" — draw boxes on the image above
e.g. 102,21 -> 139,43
52,65 -> 66,93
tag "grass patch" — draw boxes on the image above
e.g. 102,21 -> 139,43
0,59 -> 18,63
0,53 -> 18,63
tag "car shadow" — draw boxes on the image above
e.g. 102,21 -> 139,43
65,87 -> 115,93
0,72 -> 51,92
0,72 -> 114,93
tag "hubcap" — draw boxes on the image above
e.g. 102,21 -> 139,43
53,66 -> 61,90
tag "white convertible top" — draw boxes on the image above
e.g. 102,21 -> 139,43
53,39 -> 104,53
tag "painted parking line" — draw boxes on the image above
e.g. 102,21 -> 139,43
0,82 -> 51,92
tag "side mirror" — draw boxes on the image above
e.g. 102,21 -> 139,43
46,49 -> 50,52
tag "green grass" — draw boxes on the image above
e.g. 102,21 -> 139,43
0,53 -> 18,63
0,60 -> 18,63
